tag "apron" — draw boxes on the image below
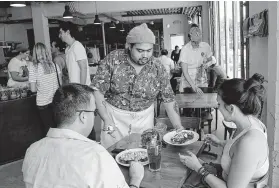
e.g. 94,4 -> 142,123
101,103 -> 155,149
179,66 -> 208,92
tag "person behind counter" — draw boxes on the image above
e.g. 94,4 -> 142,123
29,42 -> 61,135
91,23 -> 184,149
7,44 -> 30,88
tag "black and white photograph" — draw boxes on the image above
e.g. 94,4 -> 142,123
0,1 -> 278,188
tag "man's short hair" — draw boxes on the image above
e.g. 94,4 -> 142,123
161,49 -> 168,55
52,84 -> 95,127
59,21 -> 78,39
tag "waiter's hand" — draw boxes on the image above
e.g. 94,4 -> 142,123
175,126 -> 185,132
193,86 -> 203,96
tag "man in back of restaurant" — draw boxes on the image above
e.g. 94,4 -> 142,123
22,84 -> 144,188
59,22 -> 91,86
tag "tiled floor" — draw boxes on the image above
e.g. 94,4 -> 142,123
0,109 -> 226,187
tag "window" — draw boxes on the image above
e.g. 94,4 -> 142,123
209,1 -> 249,79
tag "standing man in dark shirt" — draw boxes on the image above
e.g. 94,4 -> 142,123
170,46 -> 181,93
171,45 -> 181,64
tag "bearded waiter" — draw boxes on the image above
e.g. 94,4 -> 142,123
91,23 -> 184,148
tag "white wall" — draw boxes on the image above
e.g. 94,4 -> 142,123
0,24 -> 29,46
163,15 -> 189,54
250,2 -> 279,187
249,2 -> 268,124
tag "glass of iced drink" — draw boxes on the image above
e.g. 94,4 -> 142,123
147,138 -> 162,172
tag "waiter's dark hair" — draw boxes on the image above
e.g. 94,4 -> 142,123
218,73 -> 265,116
52,84 -> 95,127
59,21 -> 78,39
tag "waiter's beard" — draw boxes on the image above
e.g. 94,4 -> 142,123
127,50 -> 151,66
134,57 -> 150,65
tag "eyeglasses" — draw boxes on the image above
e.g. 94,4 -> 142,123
76,109 -> 98,116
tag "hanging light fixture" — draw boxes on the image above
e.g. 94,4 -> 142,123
10,1 -> 26,7
120,23 -> 125,32
94,15 -> 101,25
63,5 -> 73,19
109,21 -> 116,29
94,1 -> 101,25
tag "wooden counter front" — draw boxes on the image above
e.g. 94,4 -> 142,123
0,95 -> 44,165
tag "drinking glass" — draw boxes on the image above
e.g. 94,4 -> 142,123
147,139 -> 162,172
154,122 -> 167,141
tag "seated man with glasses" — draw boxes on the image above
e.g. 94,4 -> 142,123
22,84 -> 144,188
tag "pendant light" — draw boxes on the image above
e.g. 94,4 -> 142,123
10,1 -> 26,7
63,5 -> 73,19
94,15 -> 101,25
109,21 -> 116,29
94,1 -> 101,25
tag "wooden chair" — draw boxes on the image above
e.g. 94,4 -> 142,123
155,98 -> 202,139
181,87 -> 215,134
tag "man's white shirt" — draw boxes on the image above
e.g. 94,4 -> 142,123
22,128 -> 129,188
65,41 -> 91,85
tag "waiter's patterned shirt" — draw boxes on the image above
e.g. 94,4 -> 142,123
91,49 -> 175,112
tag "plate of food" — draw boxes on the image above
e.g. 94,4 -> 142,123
163,130 -> 199,146
115,148 -> 149,167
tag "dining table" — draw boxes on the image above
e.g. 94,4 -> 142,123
107,133 -> 222,188
175,93 -> 219,130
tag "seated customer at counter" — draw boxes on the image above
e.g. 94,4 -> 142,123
91,23 -> 184,149
180,73 -> 269,188
22,84 -> 144,188
7,44 -> 30,88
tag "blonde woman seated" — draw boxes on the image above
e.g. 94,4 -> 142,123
29,43 -> 61,135
180,73 -> 269,188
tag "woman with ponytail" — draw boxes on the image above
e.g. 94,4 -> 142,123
179,73 -> 269,188
29,42 -> 61,135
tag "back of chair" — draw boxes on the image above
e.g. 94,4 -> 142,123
155,116 -> 201,131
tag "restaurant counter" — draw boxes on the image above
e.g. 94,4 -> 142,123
0,95 -> 44,165
0,71 -> 8,86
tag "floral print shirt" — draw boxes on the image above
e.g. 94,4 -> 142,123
91,49 -> 175,112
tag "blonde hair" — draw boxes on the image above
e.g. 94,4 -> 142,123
32,42 -> 55,74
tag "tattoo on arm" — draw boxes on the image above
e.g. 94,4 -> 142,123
173,102 -> 180,115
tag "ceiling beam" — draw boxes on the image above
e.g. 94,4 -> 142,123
100,13 -> 120,22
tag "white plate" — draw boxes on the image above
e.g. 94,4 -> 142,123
115,148 -> 149,167
163,130 -> 199,146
